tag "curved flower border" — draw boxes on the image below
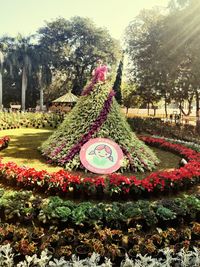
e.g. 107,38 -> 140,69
0,135 -> 199,197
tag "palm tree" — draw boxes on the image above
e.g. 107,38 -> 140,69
38,65 -> 52,110
35,45 -> 52,111
8,35 -> 34,111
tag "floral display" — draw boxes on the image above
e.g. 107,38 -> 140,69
0,132 -> 199,265
154,135 -> 200,152
0,135 -> 199,197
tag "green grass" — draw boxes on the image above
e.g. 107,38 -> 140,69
0,128 -> 62,172
0,128 -> 181,176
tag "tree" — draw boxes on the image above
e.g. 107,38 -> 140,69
38,17 -> 121,95
125,8 -> 165,114
122,83 -> 141,115
7,35 -> 36,111
34,45 -> 52,110
44,70 -> 73,103
161,0 -> 200,123
168,0 -> 190,10
113,56 -> 124,104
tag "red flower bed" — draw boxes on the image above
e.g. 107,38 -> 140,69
0,136 -> 10,150
0,135 -> 199,198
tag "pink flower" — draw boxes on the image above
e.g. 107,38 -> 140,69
93,65 -> 108,82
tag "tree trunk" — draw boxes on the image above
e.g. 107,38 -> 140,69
147,102 -> 150,115
21,67 -> 27,111
126,107 -> 129,116
164,97 -> 168,118
153,108 -> 156,116
179,95 -> 194,116
195,90 -> 200,131
40,88 -> 44,111
179,100 -> 183,116
0,72 -> 2,110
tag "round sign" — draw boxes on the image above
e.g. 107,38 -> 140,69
80,138 -> 124,174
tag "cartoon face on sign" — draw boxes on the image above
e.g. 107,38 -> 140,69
89,144 -> 113,167
80,138 -> 124,174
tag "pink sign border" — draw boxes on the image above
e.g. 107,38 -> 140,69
80,138 -> 124,174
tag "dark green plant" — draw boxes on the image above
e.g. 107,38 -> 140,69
184,195 -> 200,218
123,202 -> 142,219
160,198 -> 187,216
143,209 -> 158,226
71,202 -> 93,225
102,203 -> 125,222
156,206 -> 177,221
113,59 -> 123,104
53,206 -> 71,222
39,197 -> 75,223
85,206 -> 104,225
0,190 -> 33,220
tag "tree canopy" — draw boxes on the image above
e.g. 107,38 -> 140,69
0,16 -> 121,108
125,0 -> 200,119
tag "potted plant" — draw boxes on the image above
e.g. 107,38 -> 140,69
56,245 -> 73,259
75,244 -> 91,259
105,243 -> 126,263
191,222 -> 200,239
59,228 -> 75,245
82,238 -> 105,256
48,234 -> 60,247
14,238 -> 37,255
111,229 -> 123,244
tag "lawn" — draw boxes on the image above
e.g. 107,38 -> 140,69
0,128 -> 62,172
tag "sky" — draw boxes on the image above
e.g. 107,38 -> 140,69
0,0 -> 169,40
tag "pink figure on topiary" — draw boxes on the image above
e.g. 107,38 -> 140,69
82,60 -> 108,96
92,65 -> 108,82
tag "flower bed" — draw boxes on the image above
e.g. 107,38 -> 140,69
0,188 -> 199,228
0,243 -> 199,267
0,222 -> 199,263
128,117 -> 200,142
0,205 -> 199,261
154,135 -> 200,152
0,112 -> 64,130
0,187 -> 199,264
0,135 -> 199,198
0,136 -> 10,150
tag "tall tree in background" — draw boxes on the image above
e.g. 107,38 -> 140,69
34,45 -> 52,110
161,0 -> 200,123
38,17 -> 121,95
37,65 -> 52,110
125,8 -> 164,115
113,55 -> 124,104
122,83 -> 141,115
7,35 -> 36,111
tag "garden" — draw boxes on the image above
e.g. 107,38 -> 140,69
0,113 -> 199,267
0,0 -> 200,266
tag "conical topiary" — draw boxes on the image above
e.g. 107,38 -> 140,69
40,65 -> 159,172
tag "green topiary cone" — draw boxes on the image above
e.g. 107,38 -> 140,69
40,81 -> 159,172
